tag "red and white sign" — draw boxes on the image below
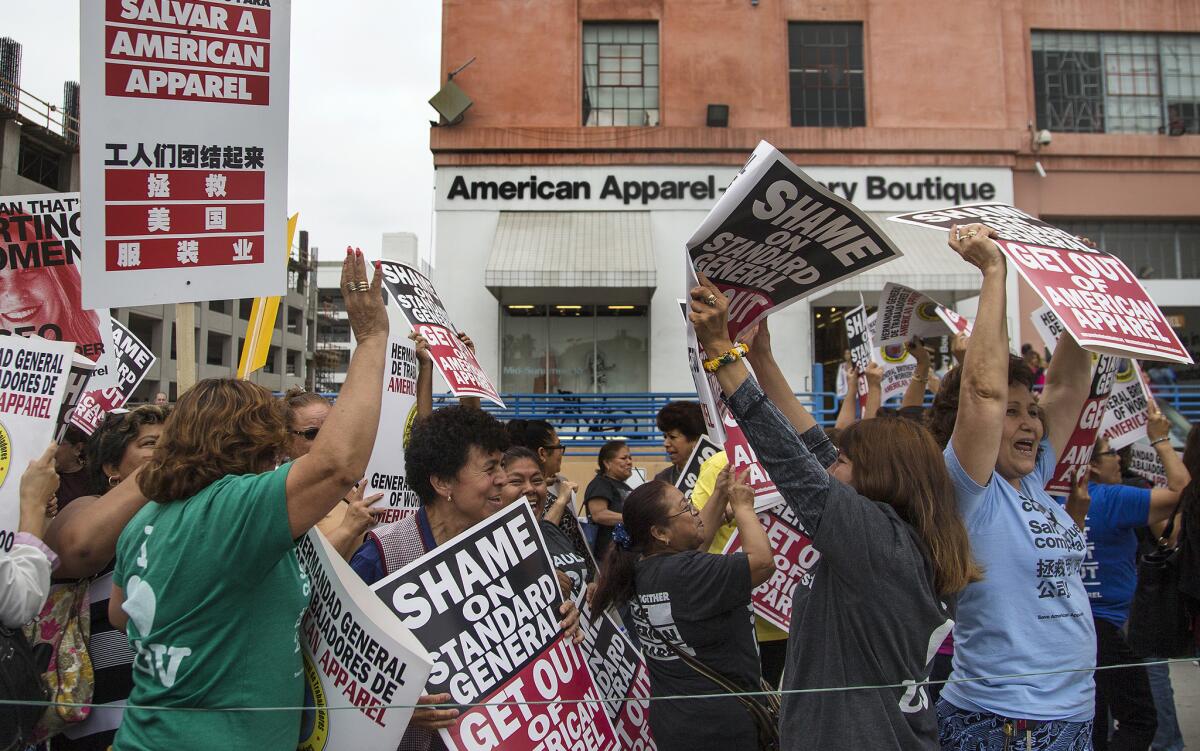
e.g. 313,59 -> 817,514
722,413 -> 784,512
721,502 -> 820,631
1046,354 -> 1121,494
935,305 -> 973,336
889,204 -> 1191,364
380,262 -> 504,407
874,283 -> 957,346
81,0 -> 291,307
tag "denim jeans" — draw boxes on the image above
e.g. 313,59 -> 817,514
1144,660 -> 1185,751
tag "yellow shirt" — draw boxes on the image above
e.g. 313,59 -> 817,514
692,450 -> 788,643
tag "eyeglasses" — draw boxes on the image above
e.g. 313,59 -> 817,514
291,427 -> 320,441
543,444 -> 565,452
667,500 -> 698,519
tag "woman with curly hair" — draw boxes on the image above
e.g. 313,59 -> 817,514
105,250 -> 388,750
350,407 -> 581,749
41,405 -> 168,750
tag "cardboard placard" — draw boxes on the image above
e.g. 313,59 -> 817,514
362,336 -> 422,524
0,335 -> 74,549
935,304 -> 973,336
1045,354 -> 1121,494
874,283 -> 956,346
687,141 -> 902,341
1099,360 -> 1153,451
380,262 -> 504,407
672,435 -> 723,500
889,204 -> 1191,364
0,193 -> 116,388
297,529 -> 433,751
70,318 -> 157,434
578,599 -> 656,750
1126,440 -> 1168,488
372,502 -> 618,751
720,502 -> 820,632
80,0 -> 291,307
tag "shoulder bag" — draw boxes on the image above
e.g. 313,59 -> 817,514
1127,503 -> 1195,659
22,578 -> 95,742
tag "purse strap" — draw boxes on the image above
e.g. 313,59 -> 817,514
1155,494 -> 1187,550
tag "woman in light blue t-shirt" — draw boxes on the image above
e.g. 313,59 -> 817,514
927,223 -> 1097,751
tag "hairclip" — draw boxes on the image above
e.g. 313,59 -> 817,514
612,522 -> 634,552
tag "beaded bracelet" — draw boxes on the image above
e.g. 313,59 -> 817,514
703,342 -> 749,373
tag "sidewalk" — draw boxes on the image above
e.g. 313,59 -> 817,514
1176,660 -> 1200,745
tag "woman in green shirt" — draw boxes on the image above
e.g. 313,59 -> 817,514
108,249 -> 389,751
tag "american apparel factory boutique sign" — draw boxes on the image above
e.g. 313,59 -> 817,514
435,166 -> 1012,212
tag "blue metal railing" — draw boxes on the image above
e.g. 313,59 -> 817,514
315,385 -> 1200,455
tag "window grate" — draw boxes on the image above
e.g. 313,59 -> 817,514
582,22 -> 659,127
788,22 -> 865,128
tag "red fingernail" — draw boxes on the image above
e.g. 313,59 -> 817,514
346,247 -> 352,256
356,249 -> 363,257
374,260 -> 381,269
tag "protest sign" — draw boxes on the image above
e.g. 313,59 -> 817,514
1127,440 -> 1168,488
297,529 -> 432,751
380,261 -> 504,407
55,355 -> 99,443
721,501 -> 819,632
874,283 -> 956,346
70,319 -> 157,434
80,0 -> 291,307
673,435 -> 723,500
363,336 -> 422,523
1045,354 -> 1121,494
578,599 -> 656,751
1031,305 -> 1067,354
844,304 -> 872,411
679,299 -> 726,444
1099,360 -> 1153,450
867,312 -> 916,402
0,335 -> 74,549
889,204 -> 1191,364
373,502 -> 619,751
0,193 -> 116,388
686,141 -> 902,341
722,410 -> 784,512
935,304 -> 973,337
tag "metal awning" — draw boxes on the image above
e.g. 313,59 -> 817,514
812,212 -> 984,304
485,211 -> 656,289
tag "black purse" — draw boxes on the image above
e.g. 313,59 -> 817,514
639,607 -> 780,751
1127,503 -> 1195,659
0,624 -> 48,751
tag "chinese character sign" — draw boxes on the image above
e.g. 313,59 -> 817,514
80,0 -> 291,307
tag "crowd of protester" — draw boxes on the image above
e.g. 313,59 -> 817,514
3,235 -> 1200,751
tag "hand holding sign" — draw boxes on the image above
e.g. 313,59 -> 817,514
408,330 -> 433,364
411,694 -> 459,732
1146,403 -> 1171,444
342,248 -> 389,343
688,273 -> 736,355
19,443 -> 59,537
946,223 -> 1003,272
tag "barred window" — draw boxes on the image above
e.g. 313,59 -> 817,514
788,23 -> 865,127
1049,219 -> 1200,279
1033,31 -> 1200,134
17,136 -> 62,189
582,23 -> 659,127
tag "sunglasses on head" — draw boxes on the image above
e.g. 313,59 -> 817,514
291,427 -> 320,441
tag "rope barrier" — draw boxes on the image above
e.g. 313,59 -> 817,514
1,657 -> 1195,713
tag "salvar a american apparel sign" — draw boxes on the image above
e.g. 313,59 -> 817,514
436,166 -> 1012,212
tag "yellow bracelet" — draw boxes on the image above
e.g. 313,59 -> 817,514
703,342 -> 749,373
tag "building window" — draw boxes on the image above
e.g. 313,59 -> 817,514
501,304 -> 648,393
1033,31 -> 1200,134
582,22 -> 659,127
17,136 -> 62,188
1048,219 -> 1200,279
788,22 -> 865,127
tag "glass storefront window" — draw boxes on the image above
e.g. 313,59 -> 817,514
501,304 -> 649,393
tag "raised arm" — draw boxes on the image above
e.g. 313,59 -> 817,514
456,332 -> 483,411
1142,408 -> 1191,525
901,339 -> 932,409
286,250 -> 388,538
863,362 -> 883,420
725,469 -> 775,587
834,365 -> 859,430
948,224 -> 1010,486
411,331 -> 434,419
1038,333 -> 1093,462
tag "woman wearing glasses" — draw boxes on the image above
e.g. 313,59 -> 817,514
1080,412 -> 1190,751
592,475 -> 773,751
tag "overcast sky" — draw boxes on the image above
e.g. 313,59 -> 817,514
8,1 -> 442,263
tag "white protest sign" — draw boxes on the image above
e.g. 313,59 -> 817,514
1099,360 -> 1153,450
679,297 -> 726,445
874,283 -> 956,346
0,193 -> 117,389
297,529 -> 432,751
889,204 -> 1192,364
70,318 -> 157,434
1032,305 -> 1067,354
0,336 -> 74,549
1127,440 -> 1168,488
687,141 -> 902,341
80,0 -> 291,307
867,312 -> 916,402
363,336 -> 422,524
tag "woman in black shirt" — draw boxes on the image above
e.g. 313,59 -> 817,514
585,439 -> 635,560
592,478 -> 774,751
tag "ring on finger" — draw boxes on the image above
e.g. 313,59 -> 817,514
704,294 -> 718,307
